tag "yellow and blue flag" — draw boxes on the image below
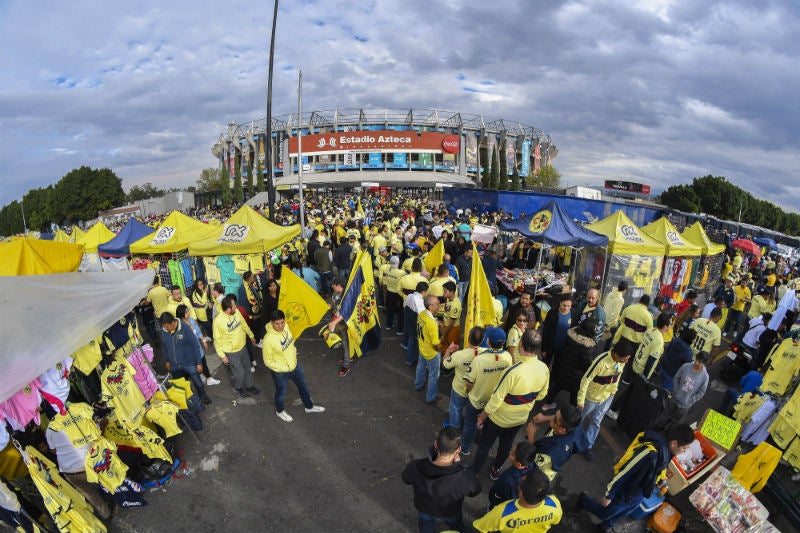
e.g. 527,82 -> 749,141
340,249 -> 381,357
463,241 -> 498,347
278,265 -> 328,338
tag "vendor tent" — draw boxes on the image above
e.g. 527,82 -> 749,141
0,238 -> 84,275
731,238 -> 762,256
188,205 -> 301,256
753,237 -> 778,252
500,201 -> 608,248
69,226 -> 85,243
0,270 -> 153,403
129,210 -> 218,254
682,222 -> 726,256
74,222 -> 115,253
52,229 -> 71,243
98,218 -> 155,257
584,211 -> 667,305
642,217 -> 704,305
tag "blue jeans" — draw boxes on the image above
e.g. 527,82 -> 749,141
271,365 -> 313,413
319,271 -> 333,296
575,396 -> 613,452
417,511 -> 464,533
659,368 -> 675,391
415,353 -> 441,403
403,306 -> 417,347
460,401 -> 481,454
406,331 -> 420,366
581,492 -> 643,531
457,281 -> 470,305
448,391 -> 469,429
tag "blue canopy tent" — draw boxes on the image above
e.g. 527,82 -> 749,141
753,237 -> 778,252
500,200 -> 609,294
97,218 -> 155,257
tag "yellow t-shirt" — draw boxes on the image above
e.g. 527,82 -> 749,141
732,285 -> 751,312
148,285 -> 171,317
443,347 -> 483,396
145,401 -> 182,438
85,437 -> 128,492
443,297 -> 462,327
71,335 -> 104,374
465,350 -> 513,409
100,357 -> 146,428
103,417 -> 171,462
473,496 -> 562,533
484,359 -> 549,428
690,318 -> 721,355
631,328 -> 664,379
417,310 -> 441,360
165,295 -> 197,321
47,403 -> 101,448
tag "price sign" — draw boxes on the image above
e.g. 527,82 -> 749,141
700,409 -> 741,450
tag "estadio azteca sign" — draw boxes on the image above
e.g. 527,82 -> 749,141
288,130 -> 459,155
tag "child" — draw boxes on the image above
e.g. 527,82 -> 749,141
488,440 -> 537,509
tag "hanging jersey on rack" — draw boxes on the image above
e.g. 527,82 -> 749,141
85,437 -> 128,492
167,259 -> 186,294
0,380 -> 43,430
47,402 -> 101,448
37,357 -> 73,402
100,357 -> 146,428
71,334 -> 105,374
145,401 -> 182,438
126,347 -> 159,400
761,338 -> 800,395
103,418 -> 172,462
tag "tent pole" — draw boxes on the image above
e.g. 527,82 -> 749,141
600,246 -> 608,301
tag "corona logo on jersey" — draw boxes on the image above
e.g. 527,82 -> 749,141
218,224 -> 250,243
619,225 -> 644,243
528,209 -> 552,233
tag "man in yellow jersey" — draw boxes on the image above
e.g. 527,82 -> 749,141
416,296 -> 456,404
612,295 -> 653,354
725,277 -> 751,337
461,327 -> 513,456
213,295 -> 258,399
443,327 -> 486,429
473,330 -> 550,479
474,468 -> 562,533
382,256 -> 406,334
262,310 -> 325,422
165,285 -> 197,321
440,281 -> 462,348
690,307 -> 722,360
146,275 -> 171,321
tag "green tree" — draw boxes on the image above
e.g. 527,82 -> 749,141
233,153 -> 244,205
22,186 -> 54,231
196,167 -> 222,192
532,165 -> 561,188
0,200 -> 24,235
498,141 -> 508,190
659,184 -> 701,212
255,156 -> 265,193
126,182 -> 165,203
50,166 -> 125,222
510,169 -> 521,191
220,164 -> 232,207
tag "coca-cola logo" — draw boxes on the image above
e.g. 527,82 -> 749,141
442,135 -> 459,154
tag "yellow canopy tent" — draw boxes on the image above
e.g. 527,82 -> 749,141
585,211 -> 667,304
69,225 -> 85,243
641,217 -> 704,305
682,221 -> 726,256
641,217 -> 703,257
74,221 -> 116,253
129,211 -> 219,254
188,205 -> 301,256
0,238 -> 84,275
52,228 -> 71,242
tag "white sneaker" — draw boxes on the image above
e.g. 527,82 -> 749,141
276,410 -> 293,422
605,410 -> 619,421
250,366 -> 256,373
206,377 -> 221,386
252,360 -> 257,367
305,405 -> 326,414
255,342 -> 263,348
202,336 -> 212,342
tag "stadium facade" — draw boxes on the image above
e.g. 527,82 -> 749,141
210,108 -> 557,192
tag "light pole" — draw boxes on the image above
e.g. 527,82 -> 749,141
265,0 -> 279,222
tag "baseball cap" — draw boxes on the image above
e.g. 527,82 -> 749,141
485,326 -> 507,349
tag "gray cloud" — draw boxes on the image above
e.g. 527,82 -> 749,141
1,0 -> 798,215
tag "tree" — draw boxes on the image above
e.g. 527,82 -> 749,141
233,152 -> 244,205
532,165 -> 561,188
22,186 -> 54,232
659,184 -> 701,212
220,164 -> 232,207
510,169 -> 521,191
498,140 -> 508,190
126,182 -> 165,203
50,166 -> 125,222
255,156 -> 265,193
196,167 -> 222,192
0,200 -> 24,235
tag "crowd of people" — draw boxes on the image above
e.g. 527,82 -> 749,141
130,191 -> 800,532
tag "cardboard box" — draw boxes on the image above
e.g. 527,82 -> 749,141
665,409 -> 741,495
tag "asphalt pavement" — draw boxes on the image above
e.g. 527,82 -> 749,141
107,327 -> 793,533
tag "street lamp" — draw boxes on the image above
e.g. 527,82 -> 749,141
265,0 -> 279,222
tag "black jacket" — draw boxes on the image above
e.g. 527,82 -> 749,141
551,327 -> 597,391
401,457 -> 481,517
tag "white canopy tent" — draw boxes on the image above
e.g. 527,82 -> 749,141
0,270 -> 153,403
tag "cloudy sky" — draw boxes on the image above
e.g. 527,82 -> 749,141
1,0 -> 799,212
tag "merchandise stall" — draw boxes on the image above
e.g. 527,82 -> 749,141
681,222 -> 726,305
641,217 -> 703,307
499,201 -> 608,296
0,238 -> 84,276
582,211 -> 667,306
74,222 -> 116,273
97,217 -> 156,272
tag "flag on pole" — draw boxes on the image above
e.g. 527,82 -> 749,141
340,249 -> 381,358
423,238 -> 445,276
25,446 -> 108,533
463,242 -> 498,347
278,265 -> 328,338
357,198 -> 365,217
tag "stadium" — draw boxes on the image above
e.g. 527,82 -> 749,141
210,108 -> 558,195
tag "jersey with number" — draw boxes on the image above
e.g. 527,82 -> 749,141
689,318 -> 721,355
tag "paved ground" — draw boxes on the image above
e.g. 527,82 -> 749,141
106,326 -> 794,533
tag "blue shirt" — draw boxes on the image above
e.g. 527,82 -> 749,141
740,370 -> 764,394
553,312 -> 571,350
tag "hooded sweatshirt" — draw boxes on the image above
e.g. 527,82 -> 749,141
262,322 -> 298,373
606,431 -> 671,501
401,455 -> 481,517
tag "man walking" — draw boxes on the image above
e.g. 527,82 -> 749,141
160,312 -> 211,405
402,426 -> 481,533
213,295 -> 259,399
262,309 -> 325,422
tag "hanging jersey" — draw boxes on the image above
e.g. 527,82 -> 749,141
71,334 -> 104,374
145,401 -> 182,438
762,338 -> 800,395
103,418 -> 171,462
126,347 -> 159,400
100,357 -> 146,428
85,437 -> 128,492
0,380 -> 43,430
37,357 -> 73,402
48,403 -> 102,448
782,436 -> 800,468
